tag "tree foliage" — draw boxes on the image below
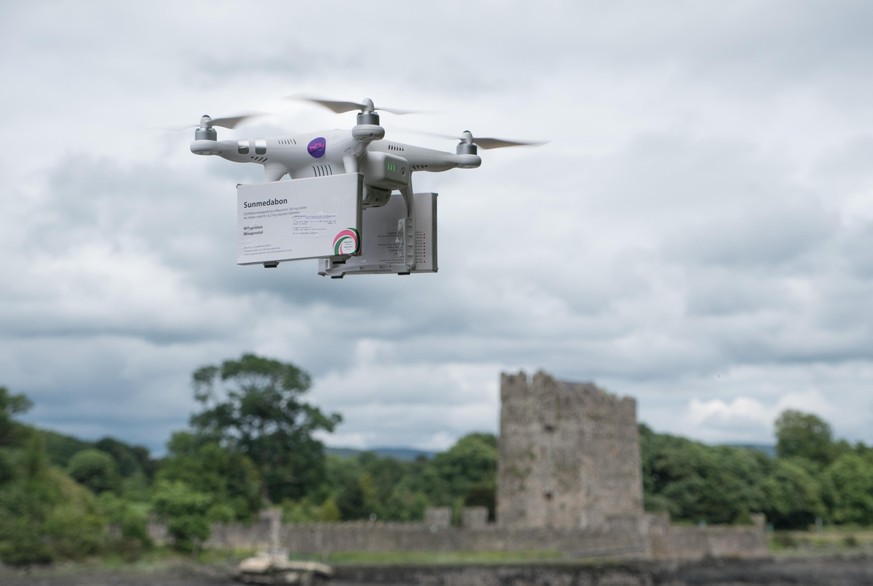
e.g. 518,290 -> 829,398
158,431 -> 262,521
0,386 -> 32,447
761,458 -> 825,529
428,433 -> 497,520
641,424 -> 771,524
823,453 -> 873,525
314,434 -> 497,523
775,409 -> 836,467
151,479 -> 212,553
67,448 -> 121,495
0,428 -> 108,564
189,354 -> 341,504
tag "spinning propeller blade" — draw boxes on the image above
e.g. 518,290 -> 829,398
418,130 -> 547,149
205,112 -> 264,129
469,137 -> 547,150
174,112 -> 264,131
289,95 -> 418,115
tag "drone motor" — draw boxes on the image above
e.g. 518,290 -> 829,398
195,115 -> 217,141
456,130 -> 478,156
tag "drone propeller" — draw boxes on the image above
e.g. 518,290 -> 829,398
419,130 -> 546,150
289,95 -> 418,115
188,112 -> 264,141
452,130 -> 546,150
199,112 -> 264,129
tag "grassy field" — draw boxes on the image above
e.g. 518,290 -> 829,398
770,528 -> 873,556
320,549 -> 565,565
287,528 -> 873,564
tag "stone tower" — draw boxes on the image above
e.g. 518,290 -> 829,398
497,371 -> 643,530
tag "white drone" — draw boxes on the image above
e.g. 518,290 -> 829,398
190,97 -> 541,275
191,97 -> 538,203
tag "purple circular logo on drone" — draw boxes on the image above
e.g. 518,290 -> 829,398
307,137 -> 327,158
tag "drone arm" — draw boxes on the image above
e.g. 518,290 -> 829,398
374,144 -> 480,172
264,164 -> 288,182
190,139 -> 238,157
450,153 -> 481,170
339,123 -> 385,174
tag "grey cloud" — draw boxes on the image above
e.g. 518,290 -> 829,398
3,1 -> 873,453
664,200 -> 839,269
841,222 -> 873,278
682,269 -> 788,318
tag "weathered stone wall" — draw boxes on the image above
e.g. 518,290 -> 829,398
645,512 -> 768,560
497,371 -> 643,530
196,518 -> 648,558
150,514 -> 764,562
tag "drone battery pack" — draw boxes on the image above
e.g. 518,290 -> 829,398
363,151 -> 409,190
236,173 -> 363,265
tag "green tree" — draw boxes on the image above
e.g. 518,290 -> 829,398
42,472 -> 106,559
775,410 -> 836,468
319,497 -> 341,521
0,433 -> 55,564
39,429 -> 93,469
422,433 -> 497,522
151,480 -> 212,553
0,387 -> 32,447
640,425 -> 768,524
708,446 -> 770,523
362,453 -> 430,521
67,448 -> 121,494
0,391 -> 118,565
321,452 -> 430,522
326,455 -> 372,520
822,453 -> 873,525
96,493 -> 152,560
189,354 -> 341,503
157,431 -> 262,521
761,457 -> 825,529
0,432 -> 108,565
94,437 -> 157,482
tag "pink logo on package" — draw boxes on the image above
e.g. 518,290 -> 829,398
307,137 -> 327,158
332,228 -> 360,255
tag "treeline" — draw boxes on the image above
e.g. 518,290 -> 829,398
0,355 -> 498,564
2,354 -> 873,566
641,410 -> 873,530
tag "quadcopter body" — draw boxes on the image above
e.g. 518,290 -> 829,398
191,125 -> 481,207
190,98 -> 536,207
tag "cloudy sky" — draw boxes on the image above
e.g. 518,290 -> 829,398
2,1 -> 872,455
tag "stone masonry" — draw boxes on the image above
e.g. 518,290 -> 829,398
497,371 -> 644,530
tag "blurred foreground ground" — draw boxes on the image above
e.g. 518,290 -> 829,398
2,556 -> 873,586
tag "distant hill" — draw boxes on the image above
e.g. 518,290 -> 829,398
33,424 -> 437,466
329,443 -> 775,462
327,446 -> 435,461
724,443 -> 777,458
35,427 -> 156,478
39,428 -> 95,468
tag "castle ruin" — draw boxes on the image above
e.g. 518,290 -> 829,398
498,371 -> 643,531
154,370 -> 767,561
